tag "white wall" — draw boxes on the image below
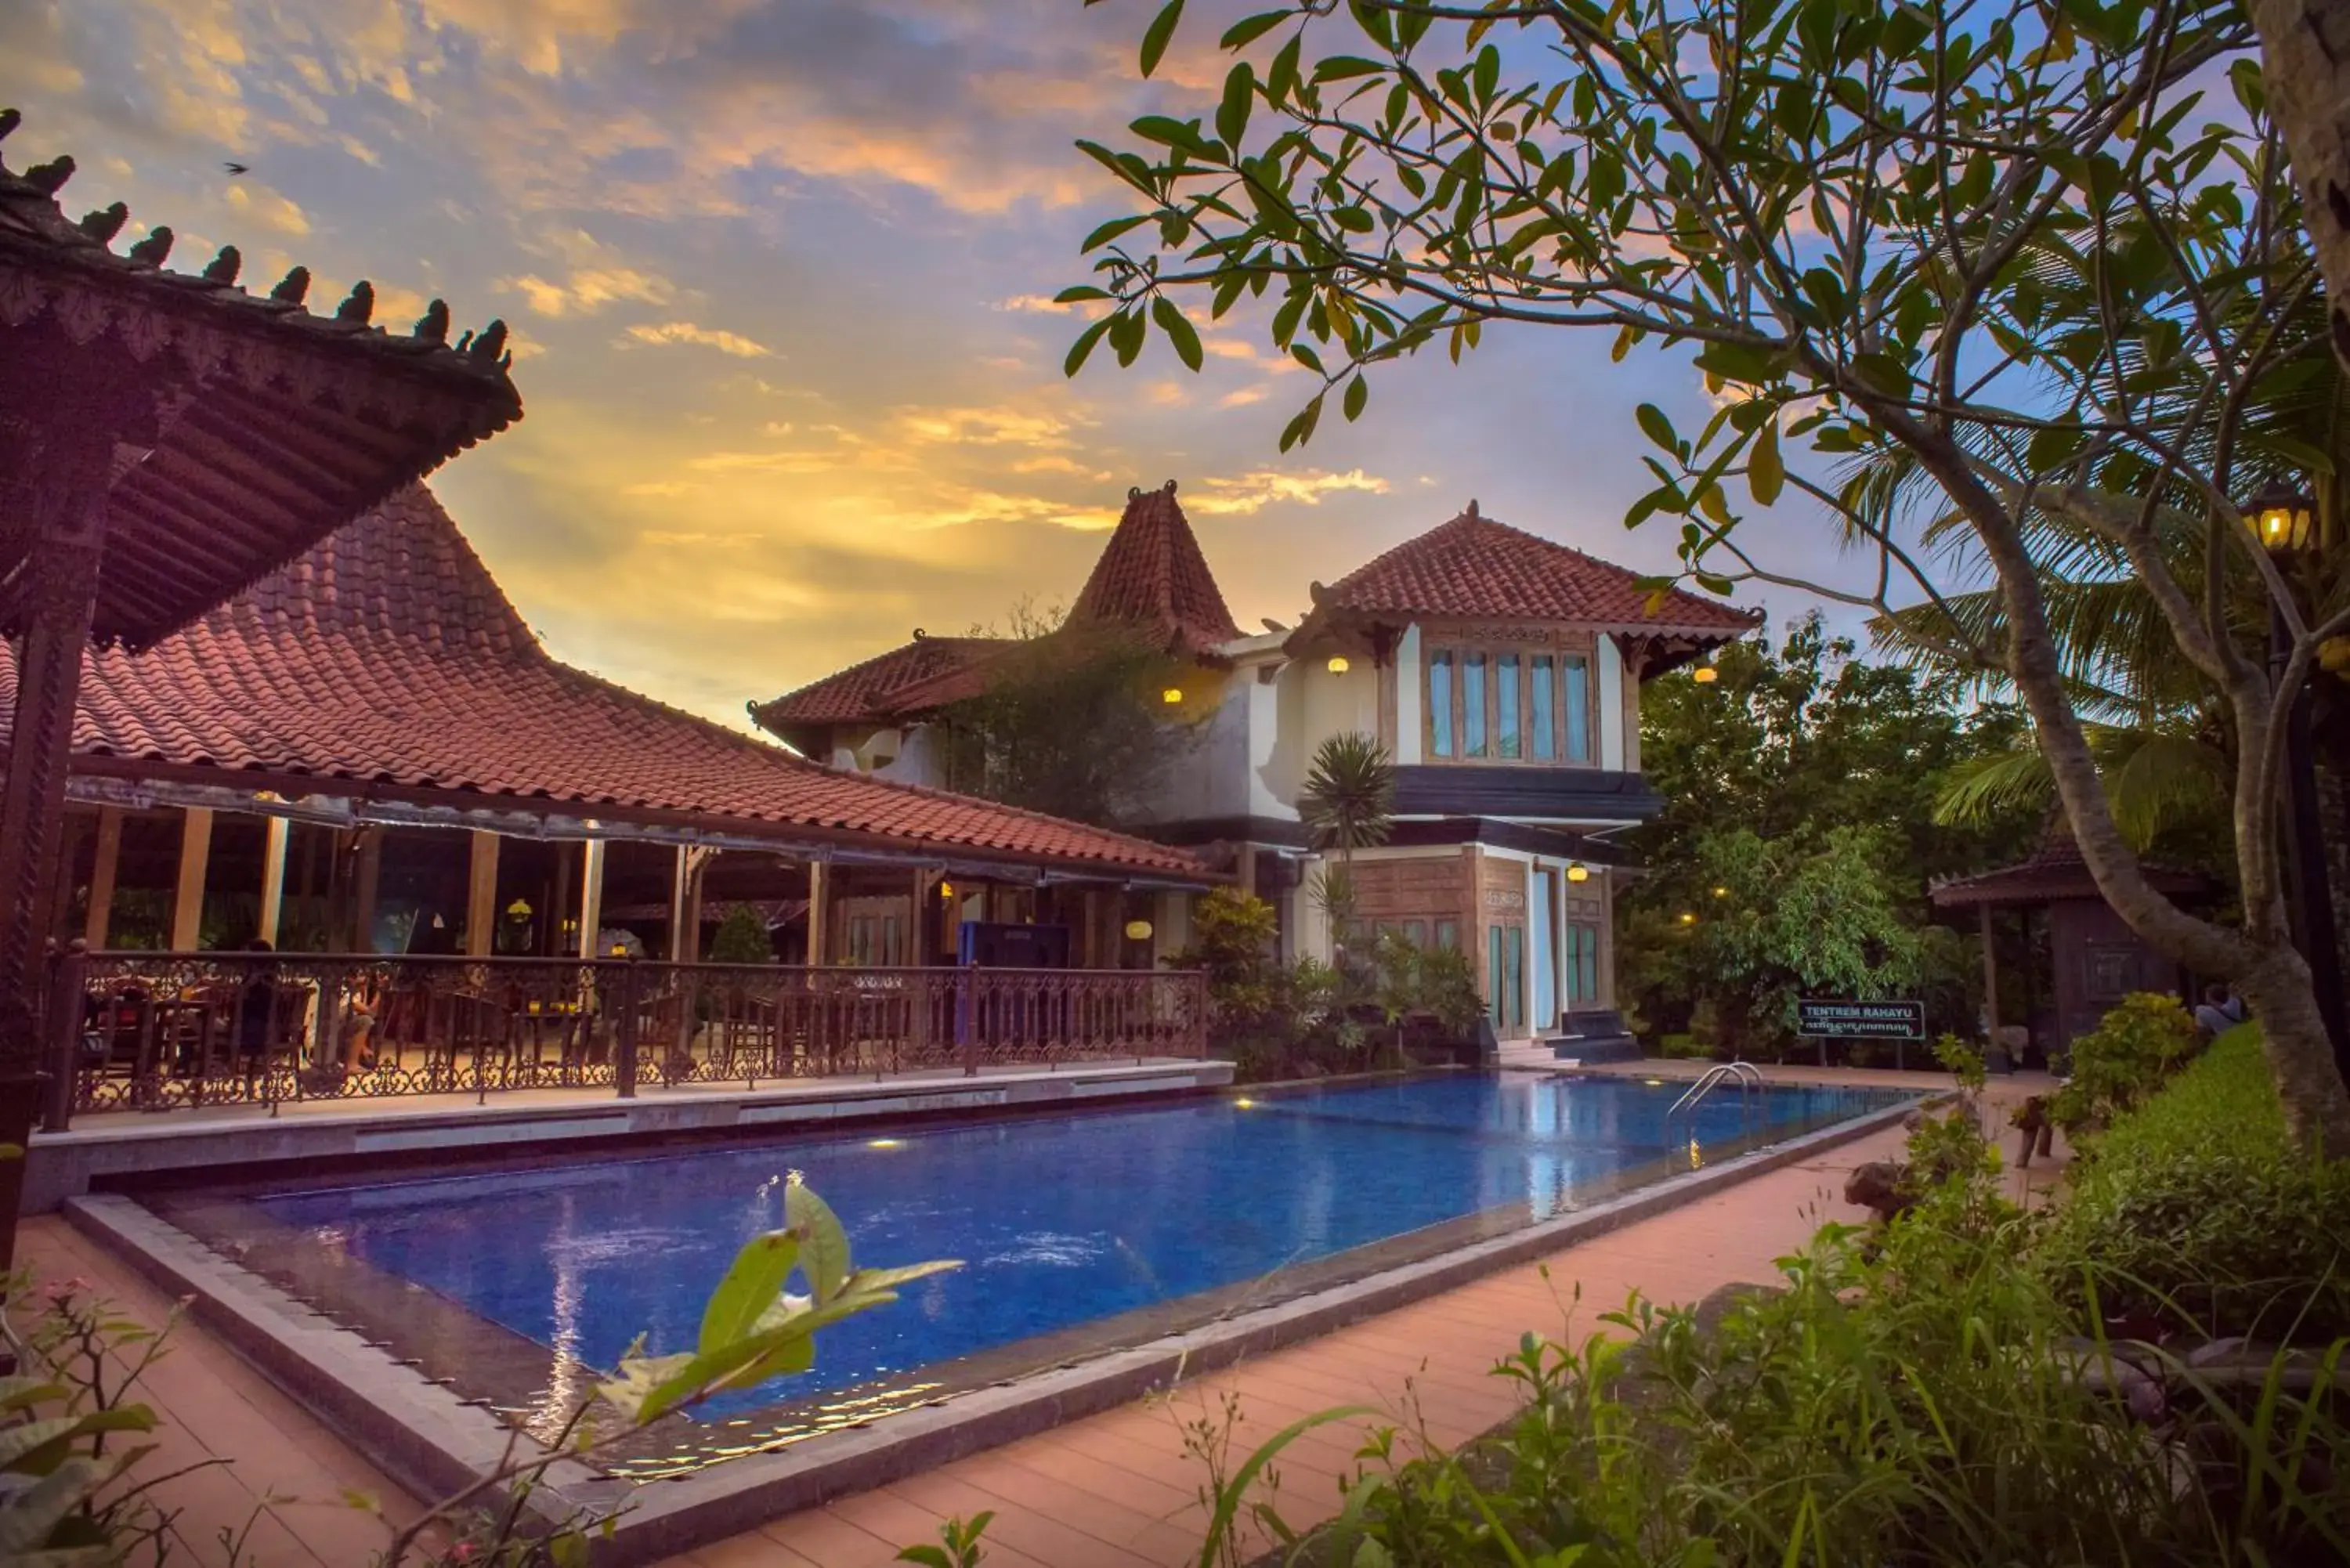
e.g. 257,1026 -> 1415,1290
1596,636 -> 1625,771
1394,624 -> 1423,764
1124,672 -> 1254,826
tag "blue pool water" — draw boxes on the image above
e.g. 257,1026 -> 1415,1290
256,1075 -> 1898,1419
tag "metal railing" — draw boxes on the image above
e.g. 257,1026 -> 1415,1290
38,945 -> 1208,1127
1665,1060 -> 1762,1121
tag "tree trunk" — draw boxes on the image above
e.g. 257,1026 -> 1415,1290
2249,0 -> 2350,369
2236,943 -> 2350,1157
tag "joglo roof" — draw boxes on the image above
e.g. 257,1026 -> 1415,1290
0,486 -> 1209,881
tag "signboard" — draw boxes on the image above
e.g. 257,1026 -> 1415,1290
1796,999 -> 1925,1040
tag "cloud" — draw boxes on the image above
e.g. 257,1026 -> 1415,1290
222,181 -> 311,237
1188,468 -> 1393,516
891,405 -> 1080,448
624,320 -> 774,357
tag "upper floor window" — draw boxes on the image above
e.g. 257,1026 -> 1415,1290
1426,641 -> 1596,765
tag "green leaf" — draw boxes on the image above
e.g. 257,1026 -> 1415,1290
1748,421 -> 1784,507
0,1378 -> 67,1414
1636,403 -> 1678,453
1343,374 -> 1368,421
2026,421 -> 2087,474
0,1457 -> 106,1556
1217,62 -> 1255,151
1279,393 -> 1325,452
1065,316 -> 1112,378
1140,0 -> 1185,78
786,1178 -> 853,1303
1078,215 -> 1150,251
1130,115 -> 1214,156
1220,9 -> 1289,50
1314,56 -> 1390,82
697,1229 -> 798,1355
1153,296 -> 1206,371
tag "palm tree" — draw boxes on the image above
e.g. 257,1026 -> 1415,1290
1299,732 -> 1396,954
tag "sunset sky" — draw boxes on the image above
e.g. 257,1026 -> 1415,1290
5,0 -> 1855,728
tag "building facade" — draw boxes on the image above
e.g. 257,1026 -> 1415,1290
757,482 -> 1759,1041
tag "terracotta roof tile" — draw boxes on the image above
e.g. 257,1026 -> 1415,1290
0,486 -> 1206,880
750,634 -> 1006,728
1303,502 -> 1760,637
1070,481 -> 1241,659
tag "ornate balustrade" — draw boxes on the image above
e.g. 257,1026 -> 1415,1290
37,948 -> 1207,1125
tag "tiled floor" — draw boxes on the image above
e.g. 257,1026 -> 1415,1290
16,1076 -> 2064,1568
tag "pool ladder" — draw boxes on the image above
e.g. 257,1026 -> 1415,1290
1665,1060 -> 1763,1123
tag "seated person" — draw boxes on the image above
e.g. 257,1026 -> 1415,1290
342,979 -> 381,1073
2192,982 -> 2245,1039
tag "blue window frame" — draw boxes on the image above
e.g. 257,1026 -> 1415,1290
1564,653 -> 1592,763
1496,655 -> 1521,758
1429,652 -> 1455,757
1531,656 -> 1556,759
1462,654 -> 1488,757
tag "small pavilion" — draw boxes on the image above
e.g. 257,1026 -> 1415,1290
1930,818 -> 2214,1060
0,110 -> 522,1262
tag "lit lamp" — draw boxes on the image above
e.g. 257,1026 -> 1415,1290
1326,655 -> 1350,674
1161,687 -> 1184,705
1123,919 -> 1154,941
1692,656 -> 1719,684
2250,478 -> 2316,554
1678,912 -> 1697,926
1566,862 -> 1590,884
1712,885 -> 1729,898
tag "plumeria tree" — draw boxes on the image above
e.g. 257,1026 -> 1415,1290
1065,0 -> 2350,1151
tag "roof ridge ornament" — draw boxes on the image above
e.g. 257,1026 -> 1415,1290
413,299 -> 449,342
1465,498 -> 1480,518
24,155 -> 73,193
270,266 -> 310,305
335,279 -> 374,324
126,226 -> 173,266
1162,479 -> 1177,493
78,202 -> 128,244
201,245 -> 240,285
468,319 -> 508,363
0,107 -> 19,143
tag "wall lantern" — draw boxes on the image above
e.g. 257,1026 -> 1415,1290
1326,655 -> 1350,674
1712,885 -> 1730,898
1692,659 -> 1719,685
1566,862 -> 1591,884
1123,919 -> 1155,941
505,899 -> 533,917
937,880 -> 953,899
1678,912 -> 1697,926
1161,687 -> 1184,705
2249,478 -> 2317,555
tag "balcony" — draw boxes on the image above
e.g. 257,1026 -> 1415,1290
1389,765 -> 1664,823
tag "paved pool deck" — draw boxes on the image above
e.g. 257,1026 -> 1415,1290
14,1069 -> 2069,1567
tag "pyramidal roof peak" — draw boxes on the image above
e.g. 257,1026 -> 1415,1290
1069,479 -> 1241,659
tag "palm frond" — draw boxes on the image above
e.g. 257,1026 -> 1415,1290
1932,746 -> 2058,829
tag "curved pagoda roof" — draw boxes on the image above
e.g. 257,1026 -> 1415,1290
1929,815 -> 2215,910
0,486 -> 1209,882
0,109 -> 523,650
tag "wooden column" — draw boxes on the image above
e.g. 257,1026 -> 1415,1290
1979,904 -> 2001,1045
465,830 -> 501,957
806,861 -> 830,966
0,421 -> 115,1075
578,840 -> 608,958
670,846 -> 714,963
257,816 -> 291,947
170,807 -> 214,951
82,807 -> 122,949
911,868 -> 932,965
352,829 -> 384,954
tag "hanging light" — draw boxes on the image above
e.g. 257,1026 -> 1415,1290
1326,655 -> 1350,674
1161,687 -> 1184,704
1692,658 -> 1719,685
1123,919 -> 1154,941
937,880 -> 953,899
1566,862 -> 1591,884
2248,478 -> 2316,555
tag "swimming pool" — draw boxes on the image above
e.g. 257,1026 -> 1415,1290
197,1072 -> 1900,1461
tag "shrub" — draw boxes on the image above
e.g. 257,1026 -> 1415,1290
2036,1025 -> 2350,1342
707,904 -> 775,965
2045,991 -> 2200,1136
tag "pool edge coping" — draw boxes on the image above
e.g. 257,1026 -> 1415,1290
63,1089 -> 1932,1566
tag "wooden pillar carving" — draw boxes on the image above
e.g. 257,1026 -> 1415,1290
0,423 -> 114,1078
